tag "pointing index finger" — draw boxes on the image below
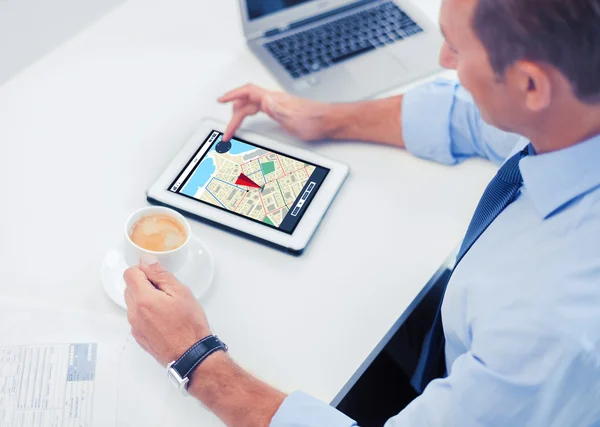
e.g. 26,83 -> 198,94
223,110 -> 246,142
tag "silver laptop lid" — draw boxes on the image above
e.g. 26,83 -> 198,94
239,0 -> 357,39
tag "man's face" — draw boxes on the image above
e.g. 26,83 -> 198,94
438,0 -> 524,131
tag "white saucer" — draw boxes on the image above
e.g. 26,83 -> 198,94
101,236 -> 215,309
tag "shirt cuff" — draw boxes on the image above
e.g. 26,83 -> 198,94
402,78 -> 460,165
270,391 -> 357,427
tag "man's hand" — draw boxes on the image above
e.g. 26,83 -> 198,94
218,84 -> 335,142
124,254 -> 287,427
219,83 -> 406,148
123,254 -> 211,366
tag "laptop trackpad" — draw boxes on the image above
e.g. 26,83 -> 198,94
345,51 -> 407,86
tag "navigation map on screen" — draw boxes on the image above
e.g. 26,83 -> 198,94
169,130 -> 329,234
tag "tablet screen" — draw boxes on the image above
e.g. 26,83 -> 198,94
169,130 -> 330,234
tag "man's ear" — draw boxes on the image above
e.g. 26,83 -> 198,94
511,61 -> 552,112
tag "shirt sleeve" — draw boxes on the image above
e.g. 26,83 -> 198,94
401,78 -> 522,166
383,317 -> 599,427
270,391 -> 357,427
271,316 -> 599,427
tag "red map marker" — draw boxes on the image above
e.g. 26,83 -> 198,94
235,173 -> 261,189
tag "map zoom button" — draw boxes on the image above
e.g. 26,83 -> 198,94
215,140 -> 232,154
291,206 -> 301,217
301,181 -> 316,201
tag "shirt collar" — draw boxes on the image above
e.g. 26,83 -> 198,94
519,133 -> 600,218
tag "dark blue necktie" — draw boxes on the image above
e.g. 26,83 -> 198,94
411,144 -> 533,393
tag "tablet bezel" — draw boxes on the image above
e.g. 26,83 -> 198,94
147,118 -> 349,254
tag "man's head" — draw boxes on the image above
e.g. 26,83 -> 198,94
439,0 -> 600,139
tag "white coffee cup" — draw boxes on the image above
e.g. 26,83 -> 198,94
124,206 -> 191,273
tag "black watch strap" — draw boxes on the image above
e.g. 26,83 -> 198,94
172,335 -> 228,379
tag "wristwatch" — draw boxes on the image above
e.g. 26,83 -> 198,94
167,335 -> 228,396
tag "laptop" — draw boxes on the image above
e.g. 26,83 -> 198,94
239,0 -> 444,102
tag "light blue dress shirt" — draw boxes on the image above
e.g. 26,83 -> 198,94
270,79 -> 600,427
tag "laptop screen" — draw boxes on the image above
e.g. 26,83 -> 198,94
247,0 -> 314,20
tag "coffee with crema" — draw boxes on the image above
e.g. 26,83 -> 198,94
129,214 -> 187,252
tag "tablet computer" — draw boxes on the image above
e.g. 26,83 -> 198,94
147,118 -> 349,254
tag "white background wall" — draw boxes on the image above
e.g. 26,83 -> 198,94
0,0 -> 125,85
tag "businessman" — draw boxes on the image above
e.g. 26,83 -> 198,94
123,0 -> 600,425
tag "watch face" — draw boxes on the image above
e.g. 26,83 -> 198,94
168,366 -> 184,385
167,365 -> 191,396
168,371 -> 181,388
180,378 -> 190,397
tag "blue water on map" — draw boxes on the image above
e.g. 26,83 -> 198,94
228,139 -> 256,155
181,157 -> 216,197
180,136 -> 258,198
211,135 -> 256,155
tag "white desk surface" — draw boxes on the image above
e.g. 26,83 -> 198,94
0,0 -> 496,424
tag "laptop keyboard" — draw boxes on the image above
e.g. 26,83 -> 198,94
264,2 -> 423,79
